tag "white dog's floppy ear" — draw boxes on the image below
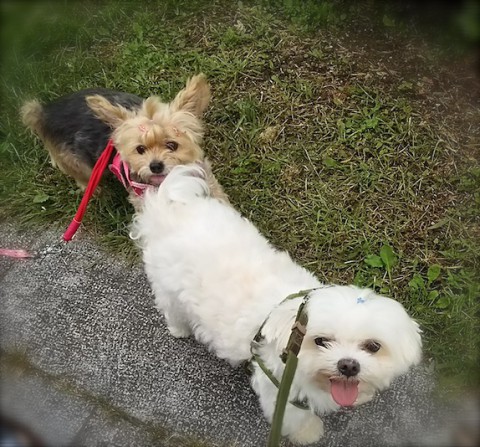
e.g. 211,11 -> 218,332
170,74 -> 211,117
356,287 -> 423,372
261,299 -> 299,353
396,317 -> 423,371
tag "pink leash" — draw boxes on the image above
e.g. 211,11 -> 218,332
0,249 -> 34,259
1,139 -> 136,253
63,139 -> 115,241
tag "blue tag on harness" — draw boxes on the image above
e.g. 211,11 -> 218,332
356,297 -> 366,304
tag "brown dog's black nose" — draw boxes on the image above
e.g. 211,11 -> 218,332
150,161 -> 164,174
337,358 -> 360,377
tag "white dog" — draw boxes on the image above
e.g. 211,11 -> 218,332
131,165 -> 422,445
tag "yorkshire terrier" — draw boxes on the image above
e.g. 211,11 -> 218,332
21,74 -> 227,207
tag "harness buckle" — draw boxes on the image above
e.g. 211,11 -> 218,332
291,320 -> 307,336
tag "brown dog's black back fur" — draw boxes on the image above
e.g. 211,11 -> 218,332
22,89 -> 142,167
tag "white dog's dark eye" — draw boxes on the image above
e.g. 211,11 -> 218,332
166,141 -> 178,151
364,341 -> 381,353
136,145 -> 147,155
314,337 -> 329,348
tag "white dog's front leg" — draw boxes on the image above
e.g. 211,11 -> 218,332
253,371 -> 324,445
282,407 -> 324,445
155,300 -> 192,338
166,319 -> 191,338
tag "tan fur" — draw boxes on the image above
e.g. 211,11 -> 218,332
22,74 -> 228,205
21,100 -> 44,136
86,96 -> 136,128
46,142 -> 93,189
86,75 -> 216,190
21,100 -> 93,189
203,159 -> 230,204
169,73 -> 211,117
143,97 -> 161,119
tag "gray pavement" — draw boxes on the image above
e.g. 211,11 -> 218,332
0,221 -> 470,447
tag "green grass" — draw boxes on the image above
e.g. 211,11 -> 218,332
1,0 -> 478,395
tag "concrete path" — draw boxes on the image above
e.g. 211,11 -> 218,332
0,222 -> 466,447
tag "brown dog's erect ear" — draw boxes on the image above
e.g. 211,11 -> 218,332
86,95 -> 134,128
170,74 -> 211,117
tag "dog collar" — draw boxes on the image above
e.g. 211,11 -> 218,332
109,152 -> 151,197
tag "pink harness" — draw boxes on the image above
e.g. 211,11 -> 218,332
108,152 -> 150,197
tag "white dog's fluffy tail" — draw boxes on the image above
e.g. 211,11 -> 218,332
157,164 -> 210,204
130,164 -> 210,243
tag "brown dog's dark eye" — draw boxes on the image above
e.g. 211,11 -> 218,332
314,337 -> 329,348
364,341 -> 381,353
166,141 -> 178,151
136,145 -> 147,155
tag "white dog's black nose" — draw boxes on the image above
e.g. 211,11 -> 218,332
337,358 -> 360,377
150,161 -> 164,174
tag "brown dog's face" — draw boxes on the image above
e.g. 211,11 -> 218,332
86,74 -> 210,184
110,112 -> 204,185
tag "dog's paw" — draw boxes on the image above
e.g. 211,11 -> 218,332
288,414 -> 324,445
167,325 -> 192,338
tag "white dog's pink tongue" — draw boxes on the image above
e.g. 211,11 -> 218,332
330,379 -> 359,407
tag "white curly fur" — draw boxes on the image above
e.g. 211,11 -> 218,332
131,165 -> 422,445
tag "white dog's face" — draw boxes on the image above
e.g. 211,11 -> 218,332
297,286 -> 422,408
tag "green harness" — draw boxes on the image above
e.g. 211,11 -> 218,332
249,288 -> 317,446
